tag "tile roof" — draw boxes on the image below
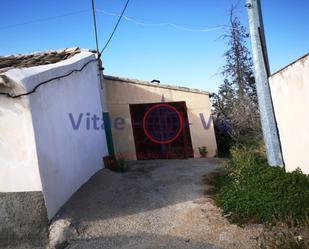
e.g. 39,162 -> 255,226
0,47 -> 91,73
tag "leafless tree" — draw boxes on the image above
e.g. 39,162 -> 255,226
212,6 -> 261,149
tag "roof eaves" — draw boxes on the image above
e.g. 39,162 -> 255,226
0,47 -> 92,73
104,75 -> 210,95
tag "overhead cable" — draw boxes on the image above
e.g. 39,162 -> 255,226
0,10 -> 89,30
96,9 -> 224,33
100,0 -> 131,53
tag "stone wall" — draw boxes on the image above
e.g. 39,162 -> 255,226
0,192 -> 48,248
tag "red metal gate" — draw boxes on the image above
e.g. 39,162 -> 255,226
130,101 -> 194,160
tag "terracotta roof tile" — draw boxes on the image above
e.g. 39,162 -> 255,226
0,47 -> 88,73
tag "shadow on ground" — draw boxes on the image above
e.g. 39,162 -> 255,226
66,232 -> 219,249
52,158 -> 260,249
59,159 -> 221,223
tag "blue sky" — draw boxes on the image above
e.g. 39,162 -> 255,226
1,0 -> 308,93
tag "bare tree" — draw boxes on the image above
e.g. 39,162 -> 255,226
212,6 -> 261,151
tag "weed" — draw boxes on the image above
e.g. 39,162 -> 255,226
259,217 -> 309,249
198,146 -> 208,158
214,147 -> 309,224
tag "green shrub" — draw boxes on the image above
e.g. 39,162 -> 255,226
225,147 -> 267,185
213,123 -> 234,158
214,147 -> 309,224
198,146 -> 208,157
108,157 -> 128,173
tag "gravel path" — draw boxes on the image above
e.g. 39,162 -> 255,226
54,159 -> 260,249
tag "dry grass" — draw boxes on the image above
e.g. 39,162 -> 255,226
259,218 -> 309,249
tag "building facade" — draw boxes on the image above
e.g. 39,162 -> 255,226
105,75 -> 217,160
0,48 -> 218,246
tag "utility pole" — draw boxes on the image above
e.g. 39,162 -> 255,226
245,0 -> 283,166
91,0 -> 100,55
91,0 -> 115,157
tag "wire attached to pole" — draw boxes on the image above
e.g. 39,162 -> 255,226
100,0 -> 131,54
91,0 -> 100,56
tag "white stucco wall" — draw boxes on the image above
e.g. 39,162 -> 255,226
0,52 -> 108,219
269,54 -> 309,174
0,96 -> 42,192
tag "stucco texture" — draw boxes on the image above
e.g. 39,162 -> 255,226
269,54 -> 309,174
0,96 -> 42,192
104,77 -> 217,160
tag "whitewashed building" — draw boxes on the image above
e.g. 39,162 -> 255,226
269,53 -> 309,174
0,48 -> 109,246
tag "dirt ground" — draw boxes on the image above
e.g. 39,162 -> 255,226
54,159 -> 262,249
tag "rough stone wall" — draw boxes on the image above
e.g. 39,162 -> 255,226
0,191 -> 49,247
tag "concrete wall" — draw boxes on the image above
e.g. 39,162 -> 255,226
105,77 -> 217,160
269,54 -> 309,174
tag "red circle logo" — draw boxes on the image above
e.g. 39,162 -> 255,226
142,103 -> 183,144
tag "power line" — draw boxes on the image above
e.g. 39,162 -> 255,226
0,59 -> 96,98
100,0 -> 131,54
96,9 -> 225,33
0,10 -> 89,30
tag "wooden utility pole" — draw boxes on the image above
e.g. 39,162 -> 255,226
246,0 -> 283,166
